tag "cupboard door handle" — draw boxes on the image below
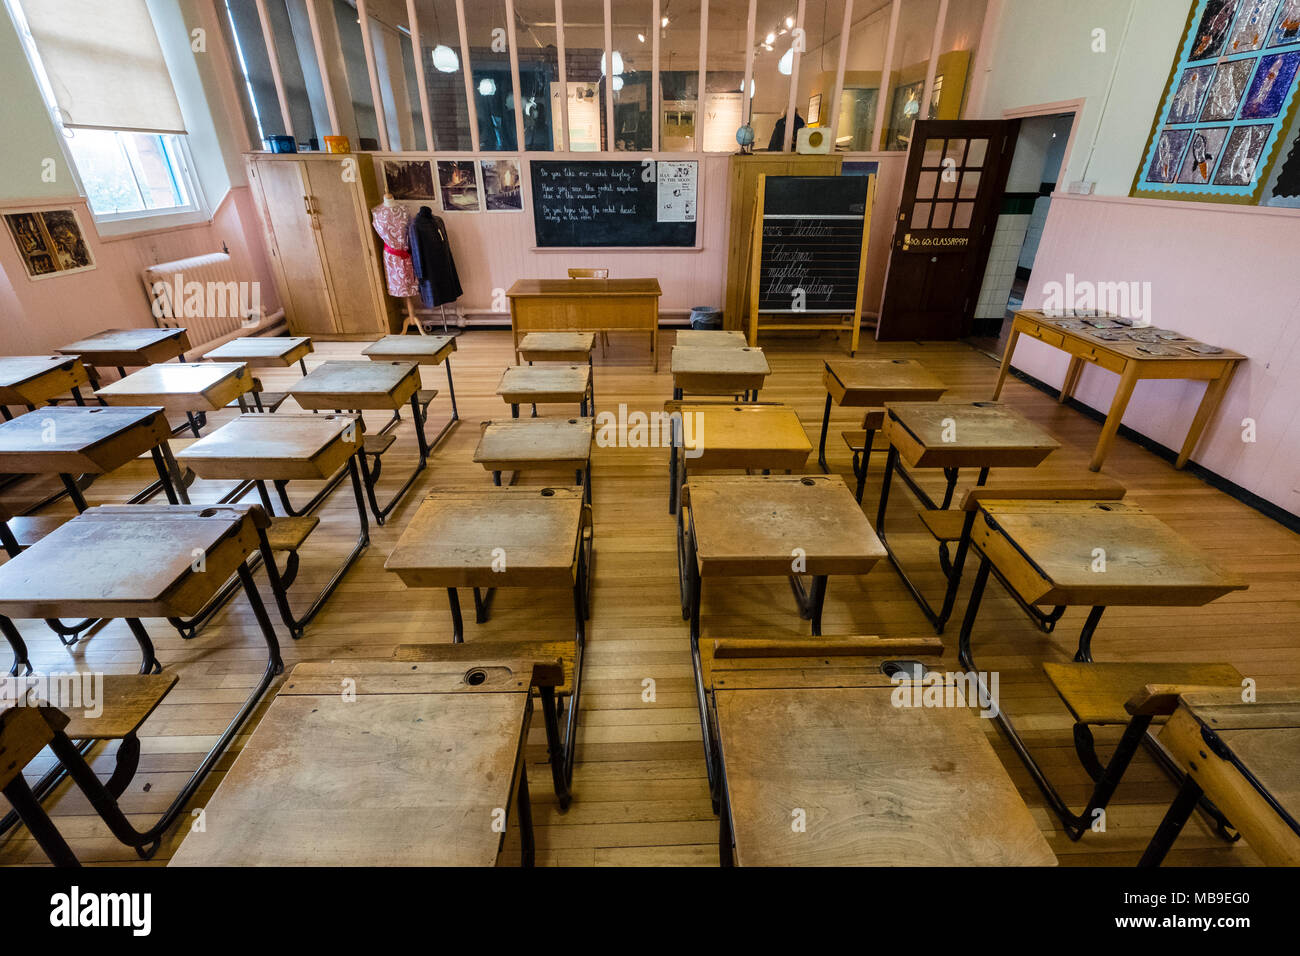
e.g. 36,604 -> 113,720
303,195 -> 312,215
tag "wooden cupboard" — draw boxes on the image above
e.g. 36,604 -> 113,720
245,152 -> 400,338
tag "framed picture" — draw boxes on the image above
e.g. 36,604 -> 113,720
4,207 -> 95,280
807,93 -> 823,126
480,159 -> 523,211
437,160 -> 481,212
382,159 -> 436,200
1132,0 -> 1300,203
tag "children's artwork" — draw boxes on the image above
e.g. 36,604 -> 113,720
1133,0 -> 1300,202
4,207 -> 95,280
437,160 -> 481,212
480,159 -> 522,211
383,159 -> 436,200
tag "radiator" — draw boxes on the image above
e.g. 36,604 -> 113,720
142,252 -> 264,347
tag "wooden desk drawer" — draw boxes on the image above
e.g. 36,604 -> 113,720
1063,338 -> 1127,374
1022,324 -> 1064,349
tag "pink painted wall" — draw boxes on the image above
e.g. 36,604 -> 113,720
0,187 -> 278,356
1014,192 -> 1300,515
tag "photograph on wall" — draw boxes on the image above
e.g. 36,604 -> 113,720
480,158 -> 522,211
4,207 -> 95,280
382,159 -> 436,200
437,160 -> 481,212
1133,0 -> 1300,202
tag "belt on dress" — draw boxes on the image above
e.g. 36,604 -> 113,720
383,244 -> 411,258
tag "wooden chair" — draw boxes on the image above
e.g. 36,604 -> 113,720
568,268 -> 611,351
0,673 -> 178,865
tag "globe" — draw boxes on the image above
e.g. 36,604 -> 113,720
736,124 -> 755,148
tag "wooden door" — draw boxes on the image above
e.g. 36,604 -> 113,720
876,120 -> 1019,341
304,162 -> 385,336
253,161 -> 337,336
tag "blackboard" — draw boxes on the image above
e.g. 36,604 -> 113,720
530,160 -> 698,247
756,176 -> 869,314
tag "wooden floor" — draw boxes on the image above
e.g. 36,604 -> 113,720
3,329 -> 1296,867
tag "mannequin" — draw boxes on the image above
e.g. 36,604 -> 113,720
371,193 -> 423,334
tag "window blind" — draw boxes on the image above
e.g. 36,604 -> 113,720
20,0 -> 187,134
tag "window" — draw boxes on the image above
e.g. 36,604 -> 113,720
8,0 -> 204,223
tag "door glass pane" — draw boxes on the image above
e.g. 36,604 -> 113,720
944,139 -> 967,165
333,0 -> 380,148
953,201 -> 974,228
917,170 -> 938,198
467,0 -> 516,150
911,202 -> 931,228
415,0 -> 472,150
958,169 -> 981,197
923,137 -> 945,166
931,201 -> 953,228
936,173 -> 957,199
966,137 -> 989,166
515,0 -> 558,150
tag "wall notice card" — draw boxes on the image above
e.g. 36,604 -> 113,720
656,161 -> 697,222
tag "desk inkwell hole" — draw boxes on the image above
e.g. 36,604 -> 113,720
540,488 -> 556,497
464,668 -> 488,686
881,660 -> 927,680
198,508 -> 219,518
800,477 -> 816,486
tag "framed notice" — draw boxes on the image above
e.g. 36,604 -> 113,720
656,161 -> 697,222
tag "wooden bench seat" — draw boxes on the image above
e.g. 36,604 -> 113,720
362,432 -> 396,456
265,516 -> 320,553
1044,661 -> 1244,726
395,641 -> 575,696
63,673 -> 179,739
5,514 -> 73,550
225,377 -> 288,412
416,388 -> 439,408
917,508 -> 969,542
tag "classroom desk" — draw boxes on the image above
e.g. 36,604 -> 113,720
670,346 -> 770,400
474,416 -> 595,503
957,499 -> 1247,834
875,401 -> 1060,632
714,659 -> 1056,866
667,402 -> 812,515
680,475 -> 886,798
993,310 -> 1246,471
0,406 -> 189,511
497,365 -> 593,419
0,356 -> 91,417
56,327 -> 192,375
1142,691 -> 1300,867
361,333 -> 459,443
204,335 -> 313,412
816,358 -> 947,472
0,505 -> 282,856
385,487 -> 592,795
517,332 -> 597,365
507,278 -> 662,370
675,329 -> 748,349
169,657 -> 559,866
289,361 -> 428,524
95,362 -> 255,438
178,413 -> 369,638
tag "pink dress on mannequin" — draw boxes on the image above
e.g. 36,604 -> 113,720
371,202 -> 420,297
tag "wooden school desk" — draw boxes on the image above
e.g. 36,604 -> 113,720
875,401 -> 1059,632
956,499 -> 1247,835
497,365 -> 593,419
361,333 -> 460,445
1141,690 -> 1300,867
178,413 -> 369,638
474,417 -> 595,503
816,358 -> 946,473
666,401 -> 812,515
993,310 -> 1246,471
507,278 -> 663,370
57,327 -> 191,377
95,362 -> 255,439
0,506 -> 282,858
204,335 -> 313,412
680,475 -> 886,797
385,487 -> 593,795
675,329 -> 748,349
670,346 -> 770,400
0,356 -> 90,418
709,637 -> 1057,867
289,360 -> 428,524
169,657 -> 560,867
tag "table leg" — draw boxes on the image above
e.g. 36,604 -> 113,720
991,325 -> 1022,400
1139,776 -> 1205,867
539,685 -> 572,809
817,393 -> 833,473
1175,364 -> 1238,469
447,588 -> 464,642
2,774 -> 79,867
1059,355 -> 1084,404
1,615 -> 32,676
1089,365 -> 1140,471
125,619 -> 163,675
515,759 -> 535,867
718,775 -> 734,867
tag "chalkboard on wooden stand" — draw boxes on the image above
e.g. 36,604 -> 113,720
746,174 -> 875,354
531,160 -> 698,248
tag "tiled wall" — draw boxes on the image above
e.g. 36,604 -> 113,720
974,213 -> 1030,319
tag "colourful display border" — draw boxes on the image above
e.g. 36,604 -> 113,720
1131,0 -> 1300,204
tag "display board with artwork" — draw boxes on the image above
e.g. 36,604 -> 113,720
3,208 -> 95,280
1133,0 -> 1300,203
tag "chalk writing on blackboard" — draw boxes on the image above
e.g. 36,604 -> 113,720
531,160 -> 697,247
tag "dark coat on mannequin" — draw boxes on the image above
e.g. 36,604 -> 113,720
407,206 -> 463,308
